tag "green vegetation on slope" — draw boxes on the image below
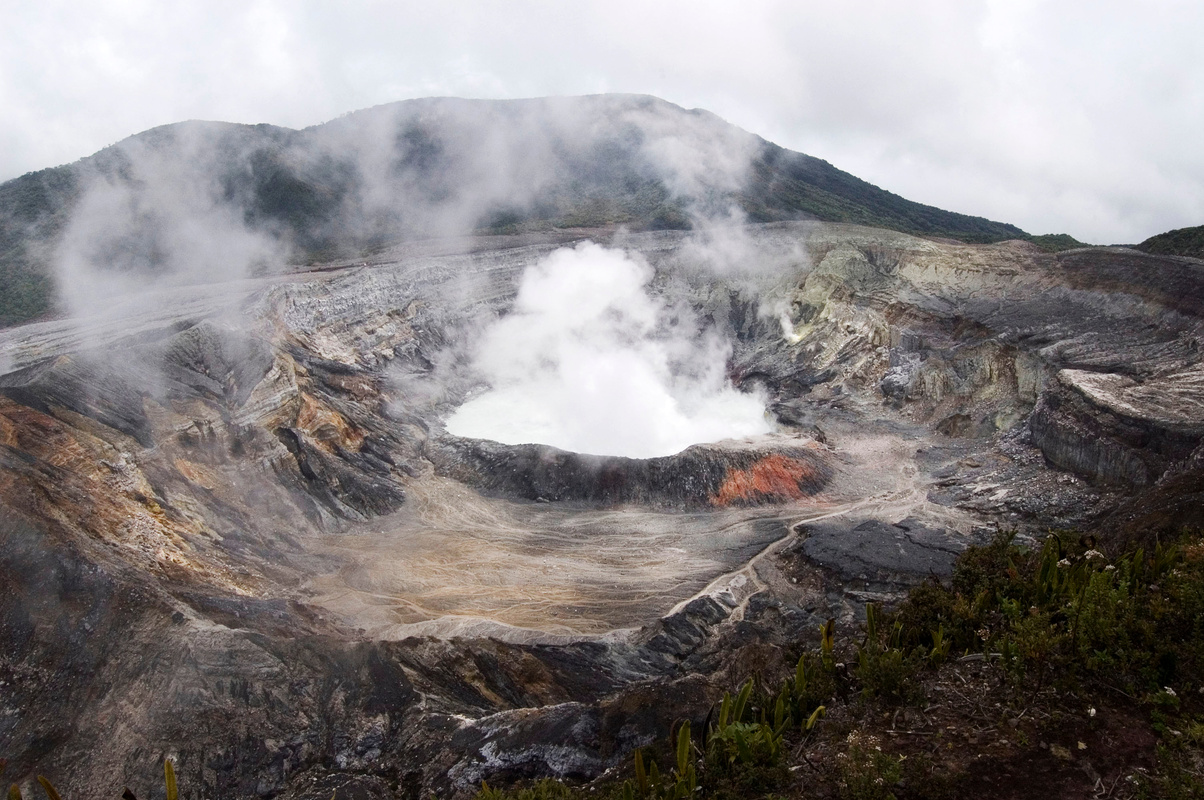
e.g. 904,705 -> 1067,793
1027,233 -> 1087,252
474,529 -> 1204,800
1138,224 -> 1204,260
6,529 -> 1204,798
739,144 -> 1028,243
0,166 -> 78,326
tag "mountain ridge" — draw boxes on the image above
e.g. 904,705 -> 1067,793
1138,223 -> 1204,260
0,94 -> 1031,327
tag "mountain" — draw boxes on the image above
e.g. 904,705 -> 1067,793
2,97 -> 1202,796
1137,223 -> 1204,259
0,94 -> 1029,327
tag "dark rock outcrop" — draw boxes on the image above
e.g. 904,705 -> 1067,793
1030,368 -> 1204,486
429,435 -> 832,507
796,516 -> 968,587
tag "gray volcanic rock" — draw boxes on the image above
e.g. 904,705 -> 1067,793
276,774 -> 396,800
0,353 -> 156,446
1030,368 -> 1204,486
1,221 -> 1203,797
429,435 -> 832,507
796,517 -> 968,586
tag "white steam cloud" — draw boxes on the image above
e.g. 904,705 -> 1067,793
55,123 -> 285,321
445,242 -> 772,458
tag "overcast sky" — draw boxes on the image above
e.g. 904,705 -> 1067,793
1,0 -> 1200,243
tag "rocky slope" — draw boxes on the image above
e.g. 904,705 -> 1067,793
0,221 -> 1201,798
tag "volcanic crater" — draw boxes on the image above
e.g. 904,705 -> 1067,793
0,97 -> 1202,799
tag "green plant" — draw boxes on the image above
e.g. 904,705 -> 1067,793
1,759 -> 65,800
820,617 -> 836,670
927,624 -> 951,667
707,719 -> 782,772
854,604 -> 924,705
618,723 -> 698,800
1135,742 -> 1204,800
34,780 -> 60,800
883,529 -> 1204,702
163,761 -> 176,800
835,731 -> 903,800
774,650 -> 833,730
478,778 -> 579,800
704,682 -> 780,770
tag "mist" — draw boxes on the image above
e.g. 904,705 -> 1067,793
53,122 -> 288,326
444,241 -> 772,458
43,96 -> 762,321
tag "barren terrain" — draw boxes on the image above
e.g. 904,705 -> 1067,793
1,221 -> 1202,797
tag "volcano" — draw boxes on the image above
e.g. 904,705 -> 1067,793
0,96 -> 1201,798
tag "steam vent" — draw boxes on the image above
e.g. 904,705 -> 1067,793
0,95 -> 1202,798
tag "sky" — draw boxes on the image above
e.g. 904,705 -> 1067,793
1,0 -> 1201,244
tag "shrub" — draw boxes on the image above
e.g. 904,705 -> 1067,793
835,731 -> 903,800
854,604 -> 925,705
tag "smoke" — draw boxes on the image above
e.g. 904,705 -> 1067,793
32,95 -> 803,417
444,241 -> 771,458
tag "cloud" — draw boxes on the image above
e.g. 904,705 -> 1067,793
444,242 -> 771,458
1,1 -> 1202,242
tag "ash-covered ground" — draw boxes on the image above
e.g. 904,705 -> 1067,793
1,222 -> 1202,798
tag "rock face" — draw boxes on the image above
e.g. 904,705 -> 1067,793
1021,249 -> 1204,488
430,435 -> 832,507
797,517 -> 967,586
1030,368 -> 1204,486
1,222 -> 1202,798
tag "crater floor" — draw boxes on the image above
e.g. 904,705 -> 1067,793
290,382 -> 961,640
303,475 -> 810,639
2,222 -> 1201,798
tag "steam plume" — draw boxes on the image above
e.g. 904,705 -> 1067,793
445,241 -> 771,457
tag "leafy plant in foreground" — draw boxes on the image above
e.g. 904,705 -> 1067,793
1,759 -> 178,800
